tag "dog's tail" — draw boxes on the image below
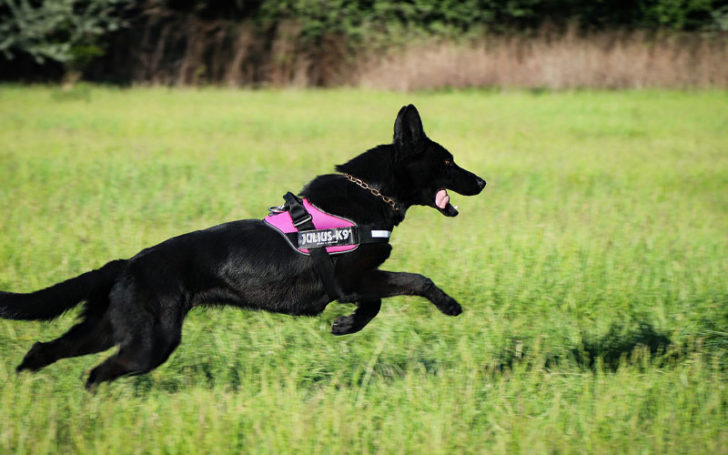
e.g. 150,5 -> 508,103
0,259 -> 127,321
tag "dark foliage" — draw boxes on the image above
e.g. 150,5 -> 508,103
1,0 -> 726,83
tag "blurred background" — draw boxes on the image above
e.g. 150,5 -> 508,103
1,0 -> 727,90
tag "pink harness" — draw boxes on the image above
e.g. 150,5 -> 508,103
265,199 -> 359,254
264,191 -> 392,299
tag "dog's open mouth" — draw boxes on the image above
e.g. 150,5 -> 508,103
435,189 -> 459,217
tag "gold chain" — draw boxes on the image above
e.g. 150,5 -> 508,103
343,174 -> 398,211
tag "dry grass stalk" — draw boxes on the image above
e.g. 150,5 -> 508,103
116,11 -> 727,90
357,29 -> 728,90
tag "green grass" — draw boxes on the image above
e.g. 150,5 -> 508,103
1,85 -> 727,454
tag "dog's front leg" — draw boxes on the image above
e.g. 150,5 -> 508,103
353,270 -> 463,316
331,299 -> 381,335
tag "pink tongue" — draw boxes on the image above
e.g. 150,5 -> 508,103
435,189 -> 450,209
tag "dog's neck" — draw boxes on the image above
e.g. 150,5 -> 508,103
334,145 -> 402,196
341,173 -> 402,214
335,146 -> 410,220
299,145 -> 415,226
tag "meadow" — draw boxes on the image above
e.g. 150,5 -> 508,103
0,86 -> 726,454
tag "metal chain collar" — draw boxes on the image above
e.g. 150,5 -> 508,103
343,174 -> 399,212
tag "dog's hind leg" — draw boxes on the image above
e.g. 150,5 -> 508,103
84,310 -> 183,389
331,299 -> 381,335
17,297 -> 115,373
16,313 -> 114,372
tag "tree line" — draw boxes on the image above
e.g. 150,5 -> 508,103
1,0 -> 726,85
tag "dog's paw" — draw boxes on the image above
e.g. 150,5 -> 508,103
331,315 -> 359,336
16,342 -> 44,373
85,368 -> 101,392
436,296 -> 463,316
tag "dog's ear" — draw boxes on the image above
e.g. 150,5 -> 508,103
393,104 -> 425,146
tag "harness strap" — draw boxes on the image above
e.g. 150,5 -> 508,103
281,225 -> 391,251
283,192 -> 342,300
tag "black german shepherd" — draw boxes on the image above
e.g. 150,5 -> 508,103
0,105 -> 485,388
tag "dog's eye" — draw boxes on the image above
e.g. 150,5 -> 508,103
444,159 -> 452,166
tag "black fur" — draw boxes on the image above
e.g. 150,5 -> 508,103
1,105 -> 485,389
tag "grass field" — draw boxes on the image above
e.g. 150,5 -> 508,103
0,86 -> 727,454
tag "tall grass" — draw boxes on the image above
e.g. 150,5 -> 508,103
358,29 -> 728,90
0,86 -> 727,454
83,12 -> 728,89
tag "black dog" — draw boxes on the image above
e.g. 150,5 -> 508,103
0,105 -> 485,388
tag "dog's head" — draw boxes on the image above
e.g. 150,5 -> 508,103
392,105 -> 486,217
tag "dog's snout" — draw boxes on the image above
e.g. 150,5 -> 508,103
477,177 -> 486,190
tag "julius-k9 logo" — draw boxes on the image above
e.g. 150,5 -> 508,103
298,227 -> 355,249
